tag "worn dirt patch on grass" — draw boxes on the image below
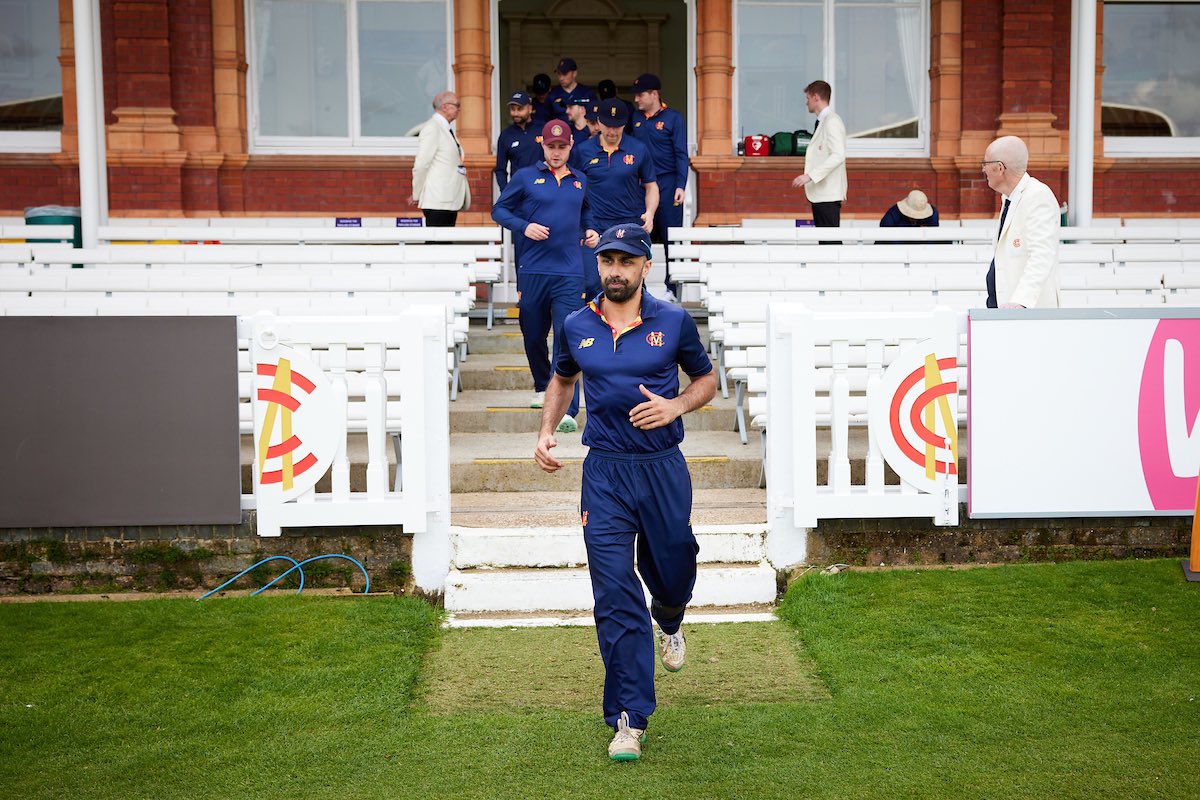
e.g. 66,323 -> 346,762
421,621 -> 828,714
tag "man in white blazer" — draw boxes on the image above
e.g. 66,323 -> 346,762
982,135 -> 1061,308
791,80 -> 847,228
408,91 -> 471,227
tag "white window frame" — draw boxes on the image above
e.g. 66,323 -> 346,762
0,131 -> 61,153
246,0 -> 454,155
1102,0 -> 1200,157
731,0 -> 929,158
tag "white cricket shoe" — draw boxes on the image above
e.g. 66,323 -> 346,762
660,629 -> 686,672
530,391 -> 545,408
608,711 -> 644,762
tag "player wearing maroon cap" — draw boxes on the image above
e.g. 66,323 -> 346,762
493,120 -> 598,431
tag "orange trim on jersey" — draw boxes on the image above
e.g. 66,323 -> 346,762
551,164 -> 574,186
589,298 -> 643,349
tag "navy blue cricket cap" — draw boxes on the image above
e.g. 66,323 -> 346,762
532,73 -> 551,93
597,79 -> 617,99
508,90 -> 531,106
632,73 -> 661,93
597,98 -> 630,127
596,224 -> 653,258
585,103 -> 599,122
556,57 -> 578,74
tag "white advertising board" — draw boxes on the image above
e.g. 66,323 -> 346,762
969,309 -> 1200,517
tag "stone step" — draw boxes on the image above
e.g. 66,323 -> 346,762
444,562 -> 778,613
465,325 -> 526,355
448,389 -> 742,433
449,430 -> 763,492
451,523 -> 768,569
466,319 -> 712,357
461,349 -> 714,391
461,352 -> 707,392
444,604 -> 778,628
451,488 -> 766,528
237,430 -> 966,494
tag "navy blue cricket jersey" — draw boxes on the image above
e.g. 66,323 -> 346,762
570,136 -> 657,227
631,104 -> 688,189
556,290 -> 712,453
494,122 -> 543,191
492,161 -> 592,276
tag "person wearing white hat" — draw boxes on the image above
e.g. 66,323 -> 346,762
880,189 -> 940,228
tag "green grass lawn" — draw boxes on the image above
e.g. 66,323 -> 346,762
2,560 -> 1199,799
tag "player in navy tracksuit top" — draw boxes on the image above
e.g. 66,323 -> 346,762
494,91 -> 543,192
571,99 -> 658,302
493,120 -> 597,430
534,224 -> 716,762
546,57 -> 594,122
631,73 -> 689,299
495,91 -> 545,273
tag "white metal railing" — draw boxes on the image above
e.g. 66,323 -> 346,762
765,305 -> 961,568
243,310 -> 450,591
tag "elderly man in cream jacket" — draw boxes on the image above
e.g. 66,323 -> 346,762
790,79 -> 847,229
408,91 -> 471,227
981,135 -> 1061,309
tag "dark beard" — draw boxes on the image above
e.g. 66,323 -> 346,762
603,274 -> 642,303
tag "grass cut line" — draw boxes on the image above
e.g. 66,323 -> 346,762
419,621 -> 828,715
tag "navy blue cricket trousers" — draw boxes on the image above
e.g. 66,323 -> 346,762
650,181 -> 684,297
518,272 -> 582,417
581,446 -> 699,731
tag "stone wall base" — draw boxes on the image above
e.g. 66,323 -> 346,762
0,512 -> 417,598
808,507 -> 1190,567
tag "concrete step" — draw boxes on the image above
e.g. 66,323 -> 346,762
451,488 -> 766,528
466,324 -> 526,354
237,429 -> 965,494
448,389 -> 742,433
467,319 -> 712,357
461,352 -> 714,392
451,523 -> 768,569
444,562 -> 778,613
449,430 -> 763,492
444,604 -> 778,628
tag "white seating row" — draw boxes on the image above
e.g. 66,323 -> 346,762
701,257 -> 1181,449
0,224 -> 76,242
0,241 -> 504,329
98,224 -> 503,245
681,223 -> 1200,244
0,262 -> 473,401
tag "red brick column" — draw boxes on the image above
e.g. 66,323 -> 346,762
106,0 -> 186,214
170,0 -> 222,215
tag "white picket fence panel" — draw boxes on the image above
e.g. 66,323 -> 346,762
243,310 -> 450,591
765,305 -> 962,568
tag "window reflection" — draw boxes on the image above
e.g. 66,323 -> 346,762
736,0 -> 923,145
1102,2 -> 1200,138
0,0 -> 62,132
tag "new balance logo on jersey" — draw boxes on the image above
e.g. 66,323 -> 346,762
534,178 -> 546,184
578,337 -> 595,349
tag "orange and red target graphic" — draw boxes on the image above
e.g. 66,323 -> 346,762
890,354 -> 959,479
256,357 -> 320,490
871,342 -> 959,491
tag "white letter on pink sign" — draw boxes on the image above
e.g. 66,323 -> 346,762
1163,338 -> 1200,479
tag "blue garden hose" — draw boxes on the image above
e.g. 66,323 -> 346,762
198,554 -> 370,600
